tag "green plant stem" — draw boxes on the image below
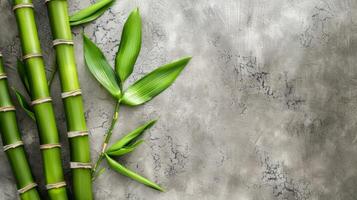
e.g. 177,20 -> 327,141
0,56 -> 41,200
45,1 -> 93,199
11,0 -> 68,199
92,100 -> 121,177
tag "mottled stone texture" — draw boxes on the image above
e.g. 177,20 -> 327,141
1,0 -> 357,199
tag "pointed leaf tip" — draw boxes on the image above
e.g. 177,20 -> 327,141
115,8 -> 142,83
105,154 -> 164,191
121,56 -> 191,106
70,0 -> 115,26
83,34 -> 121,99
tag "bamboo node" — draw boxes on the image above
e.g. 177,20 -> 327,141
12,3 -> 34,11
31,97 -> 52,106
70,162 -> 92,169
0,106 -> 16,112
53,39 -> 74,47
40,143 -> 61,150
22,53 -> 42,61
3,141 -> 24,151
0,73 -> 7,80
44,0 -> 52,4
61,89 -> 82,99
67,130 -> 89,138
101,143 -> 108,153
46,182 -> 66,190
18,183 -> 37,194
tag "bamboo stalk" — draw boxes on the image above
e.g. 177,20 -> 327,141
10,0 -> 68,199
0,54 -> 41,200
45,0 -> 93,199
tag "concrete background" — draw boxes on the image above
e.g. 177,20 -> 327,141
1,0 -> 357,199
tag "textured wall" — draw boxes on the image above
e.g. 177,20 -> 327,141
1,0 -> 357,199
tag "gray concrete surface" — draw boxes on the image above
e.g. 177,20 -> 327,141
1,0 -> 357,199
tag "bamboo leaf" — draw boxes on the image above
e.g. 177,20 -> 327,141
83,34 -> 121,99
115,8 -> 141,83
16,59 -> 30,94
122,57 -> 191,106
106,139 -> 144,156
70,0 -> 115,26
107,120 -> 156,153
105,154 -> 164,191
12,88 -> 36,121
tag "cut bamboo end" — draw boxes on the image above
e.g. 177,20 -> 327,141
67,130 -> 89,138
0,106 -> 16,112
18,183 -> 38,194
70,162 -> 92,169
0,73 -> 7,80
46,182 -> 66,190
12,3 -> 34,11
39,143 -> 61,150
22,53 -> 42,61
3,141 -> 24,151
31,97 -> 52,106
61,89 -> 82,99
53,39 -> 74,47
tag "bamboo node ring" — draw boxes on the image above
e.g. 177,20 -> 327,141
53,39 -> 74,47
101,143 -> 108,153
67,130 -> 88,138
12,3 -> 34,11
22,53 -> 42,61
18,183 -> 38,194
0,106 -> 16,112
31,97 -> 52,106
0,73 -> 7,80
61,89 -> 82,99
3,141 -> 24,151
70,162 -> 92,169
40,143 -> 61,150
46,182 -> 66,190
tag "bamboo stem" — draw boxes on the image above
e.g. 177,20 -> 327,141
92,101 -> 121,177
45,1 -> 93,199
0,55 -> 41,200
10,0 -> 68,199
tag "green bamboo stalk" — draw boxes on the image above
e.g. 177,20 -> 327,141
0,54 -> 41,200
45,1 -> 93,199
10,0 -> 68,199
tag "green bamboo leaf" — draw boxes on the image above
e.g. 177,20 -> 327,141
70,0 -> 115,26
115,8 -> 141,83
122,57 -> 191,106
16,59 -> 30,94
106,120 -> 156,153
83,34 -> 121,99
105,154 -> 164,191
12,88 -> 36,121
106,139 -> 144,156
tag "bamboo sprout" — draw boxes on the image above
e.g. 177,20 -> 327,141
45,0 -> 93,199
10,0 -> 68,199
0,54 -> 41,200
